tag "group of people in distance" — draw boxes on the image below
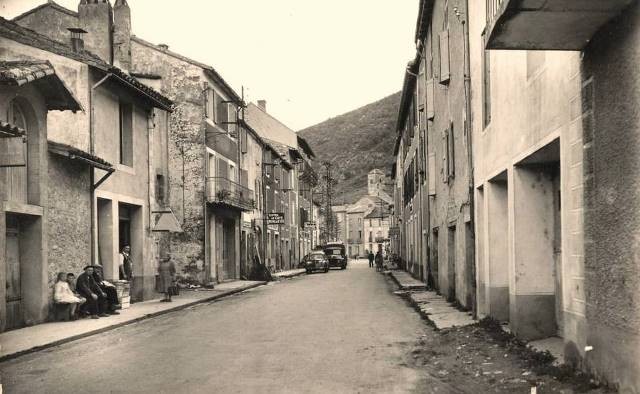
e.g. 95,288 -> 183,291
53,265 -> 122,320
367,250 -> 385,272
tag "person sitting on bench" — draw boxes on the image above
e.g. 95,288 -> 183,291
53,272 -> 85,321
76,266 -> 108,319
92,265 -> 120,314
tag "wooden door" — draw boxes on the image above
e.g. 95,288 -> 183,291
5,222 -> 23,330
215,219 -> 224,281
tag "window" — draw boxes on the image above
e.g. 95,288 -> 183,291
482,33 -> 492,128
119,101 -> 133,166
156,174 -> 165,203
443,122 -> 455,182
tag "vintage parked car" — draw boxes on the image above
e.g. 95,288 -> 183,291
303,251 -> 329,274
323,242 -> 347,270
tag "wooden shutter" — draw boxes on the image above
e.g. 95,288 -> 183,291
442,130 -> 448,183
426,79 -> 435,120
215,93 -> 227,129
428,152 -> 436,195
240,127 -> 248,154
217,157 -> 228,179
448,122 -> 455,178
439,30 -> 450,85
227,103 -> 237,135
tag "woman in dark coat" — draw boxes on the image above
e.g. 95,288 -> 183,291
158,256 -> 176,302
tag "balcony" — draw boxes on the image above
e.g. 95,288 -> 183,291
375,236 -> 387,243
206,177 -> 254,211
485,0 -> 633,50
347,238 -> 362,244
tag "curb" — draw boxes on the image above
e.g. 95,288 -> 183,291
273,270 -> 306,279
0,281 -> 267,363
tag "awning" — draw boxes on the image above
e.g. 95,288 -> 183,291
48,140 -> 113,171
152,209 -> 183,232
0,60 -> 83,112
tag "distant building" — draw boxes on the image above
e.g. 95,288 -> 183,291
332,169 -> 392,258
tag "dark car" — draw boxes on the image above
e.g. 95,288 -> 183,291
303,251 -> 329,274
323,242 -> 347,270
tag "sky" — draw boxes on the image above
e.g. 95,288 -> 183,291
1,0 -> 418,131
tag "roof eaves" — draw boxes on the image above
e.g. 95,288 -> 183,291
48,140 -> 113,171
12,1 -> 78,22
131,35 -> 241,103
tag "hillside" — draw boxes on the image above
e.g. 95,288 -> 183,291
298,91 -> 400,204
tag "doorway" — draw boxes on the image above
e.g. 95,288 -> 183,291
5,215 -> 22,330
447,225 -> 457,302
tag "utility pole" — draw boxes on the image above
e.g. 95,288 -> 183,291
321,161 -> 337,243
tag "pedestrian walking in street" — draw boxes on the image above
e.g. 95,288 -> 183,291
119,245 -> 133,281
158,256 -> 176,302
375,251 -> 384,272
368,251 -> 375,268
76,266 -> 108,318
53,272 -> 85,320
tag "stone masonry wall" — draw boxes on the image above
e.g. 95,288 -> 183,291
46,154 -> 91,313
131,40 -> 207,282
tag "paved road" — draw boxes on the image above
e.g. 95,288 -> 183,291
0,260 -> 430,394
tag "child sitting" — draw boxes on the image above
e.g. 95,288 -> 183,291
54,272 -> 86,321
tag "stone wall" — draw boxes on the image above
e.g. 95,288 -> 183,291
46,154 -> 91,309
581,5 -> 640,391
131,40 -> 207,282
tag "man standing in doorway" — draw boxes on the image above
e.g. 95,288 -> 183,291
119,245 -> 133,281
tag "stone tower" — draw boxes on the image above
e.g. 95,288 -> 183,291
113,0 -> 132,71
368,169 -> 385,196
78,0 -> 113,64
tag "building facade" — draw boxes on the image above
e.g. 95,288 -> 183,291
479,0 -> 640,389
393,0 -> 475,309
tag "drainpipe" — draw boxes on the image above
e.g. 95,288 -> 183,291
457,4 -> 477,317
90,73 -> 112,265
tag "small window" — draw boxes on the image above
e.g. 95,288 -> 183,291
156,174 -> 165,203
119,101 -> 133,166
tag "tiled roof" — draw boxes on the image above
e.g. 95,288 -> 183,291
48,140 -> 113,171
263,137 -> 292,166
365,206 -> 390,219
245,103 -> 298,149
0,17 -> 172,111
0,120 -> 26,138
131,35 -> 241,104
0,16 -> 107,69
12,1 -> 78,21
0,60 -> 83,111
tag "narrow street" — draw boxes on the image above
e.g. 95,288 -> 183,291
1,261 -> 438,394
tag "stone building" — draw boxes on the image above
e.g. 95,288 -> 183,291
0,59 -> 83,332
394,0 -> 476,308
363,206 -> 390,256
244,102 -> 317,271
11,2 -> 174,302
0,8 -> 171,329
479,0 -> 639,389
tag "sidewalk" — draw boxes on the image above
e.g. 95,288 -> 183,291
272,268 -> 306,279
389,270 -> 475,330
0,280 -> 265,362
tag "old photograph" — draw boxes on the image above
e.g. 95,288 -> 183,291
0,0 -> 638,392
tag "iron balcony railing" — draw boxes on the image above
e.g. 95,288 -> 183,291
206,177 -> 255,211
347,238 -> 362,244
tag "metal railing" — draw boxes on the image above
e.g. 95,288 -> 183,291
206,177 -> 254,211
486,0 -> 503,25
347,238 -> 362,244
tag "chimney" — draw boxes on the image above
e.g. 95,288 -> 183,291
113,0 -> 131,71
158,44 -> 169,51
68,28 -> 87,52
257,100 -> 267,112
78,0 -> 113,64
